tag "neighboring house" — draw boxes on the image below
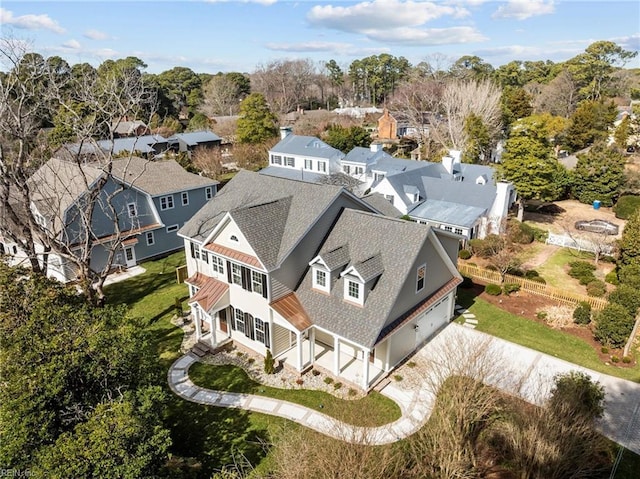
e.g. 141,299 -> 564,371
4,157 -> 218,283
167,130 -> 222,154
111,119 -> 150,138
377,109 -> 398,140
178,170 -> 462,390
261,129 -> 344,179
370,151 -> 516,239
59,135 -> 170,161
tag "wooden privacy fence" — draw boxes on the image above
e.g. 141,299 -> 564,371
176,265 -> 188,284
459,263 -> 608,310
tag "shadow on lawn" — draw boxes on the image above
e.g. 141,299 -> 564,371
455,283 -> 482,311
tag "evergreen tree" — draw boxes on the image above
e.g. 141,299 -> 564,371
564,99 -> 617,151
323,124 -> 371,153
570,142 -> 625,206
236,93 -> 278,144
619,210 -> 640,268
462,113 -> 490,163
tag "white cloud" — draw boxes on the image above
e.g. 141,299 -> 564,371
492,0 -> 555,20
62,39 -> 81,50
83,29 -> 110,41
365,26 -> 486,45
308,0 -> 463,31
265,41 -> 389,56
0,8 -> 65,34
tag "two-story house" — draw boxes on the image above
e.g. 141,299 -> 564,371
179,170 -> 462,390
6,156 -> 218,283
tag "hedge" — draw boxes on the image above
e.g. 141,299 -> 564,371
614,195 -> 640,220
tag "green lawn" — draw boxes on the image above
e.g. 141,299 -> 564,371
189,362 -> 401,427
535,247 -> 594,289
456,288 -> 640,383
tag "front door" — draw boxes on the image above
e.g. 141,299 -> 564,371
219,309 -> 228,333
124,246 -> 136,268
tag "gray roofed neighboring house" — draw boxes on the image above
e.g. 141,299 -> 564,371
343,146 -> 392,166
60,135 -> 169,160
259,166 -> 326,184
408,199 -> 487,228
271,134 -> 344,161
111,120 -> 149,138
167,130 -> 222,153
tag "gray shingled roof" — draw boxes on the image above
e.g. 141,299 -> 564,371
351,253 -> 384,282
318,245 -> 350,271
110,157 -> 218,196
360,193 -> 403,218
295,209 -> 454,348
63,135 -> 168,156
270,134 -> 345,161
178,170 -> 347,270
259,166 -> 325,184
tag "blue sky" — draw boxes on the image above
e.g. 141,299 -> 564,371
1,1 -> 638,74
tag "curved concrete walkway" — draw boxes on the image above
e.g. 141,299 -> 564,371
168,323 -> 640,452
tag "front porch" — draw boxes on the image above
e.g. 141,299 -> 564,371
275,335 -> 386,390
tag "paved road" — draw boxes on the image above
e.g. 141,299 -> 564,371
168,323 -> 640,453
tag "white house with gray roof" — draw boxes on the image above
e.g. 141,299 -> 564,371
370,151 -> 516,239
178,170 -> 462,390
2,157 -> 217,283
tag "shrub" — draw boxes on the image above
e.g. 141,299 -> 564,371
460,276 -> 474,288
586,280 -> 607,297
247,357 -> 255,364
623,356 -> 632,364
264,349 -> 275,374
594,303 -> 635,348
611,355 -> 620,363
613,195 -> 640,219
549,371 -> 605,420
311,369 -> 321,376
573,301 -> 592,325
503,283 -> 521,295
323,377 -> 334,384
485,284 -> 502,296
537,311 -> 548,320
348,388 -> 357,397
295,378 -> 304,385
506,267 -> 525,277
608,284 -> 640,316
508,220 -> 535,244
529,276 -> 547,284
333,382 -> 342,390
468,235 -> 504,258
531,226 -> 549,243
605,270 -> 619,285
617,264 -> 640,289
458,249 -> 472,260
524,269 -> 540,279
393,374 -> 403,382
568,260 -> 597,285
174,297 -> 183,316
601,346 -> 609,354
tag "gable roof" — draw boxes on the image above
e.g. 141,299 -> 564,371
343,146 -> 392,166
360,193 -> 403,218
295,209 -> 457,348
110,157 -> 218,196
178,170 -> 352,270
270,134 -> 345,161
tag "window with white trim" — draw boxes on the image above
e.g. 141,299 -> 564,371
234,308 -> 245,334
146,231 -> 154,246
166,224 -> 179,233
347,280 -> 360,299
455,228 -> 463,235
160,195 -> 174,210
205,187 -> 213,200
127,203 -> 137,217
251,270 -> 264,296
190,242 -> 200,259
284,156 -> 295,167
201,251 -> 208,264
416,264 -> 426,292
271,154 -> 282,165
181,192 -> 189,206
211,255 -> 224,274
355,166 -> 364,175
343,165 -> 350,174
255,317 -> 266,344
374,172 -> 385,181
318,161 -> 326,173
304,159 -> 312,170
231,263 -> 242,285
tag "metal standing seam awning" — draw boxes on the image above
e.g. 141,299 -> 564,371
186,273 -> 230,313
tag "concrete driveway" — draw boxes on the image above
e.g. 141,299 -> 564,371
418,324 -> 640,454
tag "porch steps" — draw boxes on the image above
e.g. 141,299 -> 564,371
192,341 -> 212,358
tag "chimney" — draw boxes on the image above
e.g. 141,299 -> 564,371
370,143 -> 382,153
442,149 -> 461,174
279,126 -> 292,140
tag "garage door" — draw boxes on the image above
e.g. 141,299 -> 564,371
415,296 -> 449,347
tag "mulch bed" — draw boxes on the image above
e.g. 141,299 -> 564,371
466,282 -> 636,367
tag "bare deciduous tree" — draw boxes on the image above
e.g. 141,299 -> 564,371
533,70 -> 578,118
251,59 -> 317,114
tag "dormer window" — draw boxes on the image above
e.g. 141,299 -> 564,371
312,267 -> 330,293
347,280 -> 360,299
344,277 -> 364,306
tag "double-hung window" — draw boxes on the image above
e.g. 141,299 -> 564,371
271,155 -> 282,165
318,161 -> 326,173
211,255 -> 224,275
181,192 -> 189,206
234,308 -> 245,334
146,231 -> 154,246
284,156 -> 295,167
304,159 -> 312,170
255,318 -> 266,344
160,195 -> 174,210
231,263 -> 242,285
127,203 -> 137,217
205,187 -> 213,200
251,270 -> 264,296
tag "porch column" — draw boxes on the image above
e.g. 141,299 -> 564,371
208,313 -> 216,347
296,330 -> 303,371
385,339 -> 391,372
194,306 -> 202,340
333,335 -> 341,375
309,328 -> 316,365
362,348 -> 370,390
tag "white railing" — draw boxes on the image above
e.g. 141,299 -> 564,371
546,232 -> 614,255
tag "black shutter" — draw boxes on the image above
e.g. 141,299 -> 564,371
245,313 -> 255,340
261,274 -> 268,299
226,261 -> 232,283
264,322 -> 271,349
190,242 -> 195,259
241,267 -> 251,291
229,306 -> 236,330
